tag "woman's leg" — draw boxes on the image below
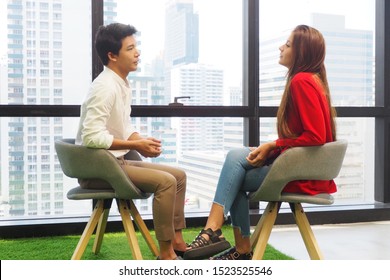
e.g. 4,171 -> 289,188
225,164 -> 271,254
202,150 -> 271,254
229,165 -> 271,236
205,148 -> 255,231
186,148 -> 268,259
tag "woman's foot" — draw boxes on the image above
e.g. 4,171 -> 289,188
209,247 -> 253,260
183,228 -> 231,260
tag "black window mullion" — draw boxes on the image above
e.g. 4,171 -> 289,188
92,0 -> 104,81
375,0 -> 390,203
243,0 -> 260,147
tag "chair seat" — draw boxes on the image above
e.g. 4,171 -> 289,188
279,193 -> 334,205
67,186 -> 116,200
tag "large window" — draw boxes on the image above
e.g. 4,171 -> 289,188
0,0 -> 388,227
1,0 -> 92,106
0,0 -> 91,219
116,0 -> 243,106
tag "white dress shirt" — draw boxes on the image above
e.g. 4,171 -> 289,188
76,67 -> 136,158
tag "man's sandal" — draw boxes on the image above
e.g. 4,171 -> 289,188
183,228 -> 231,260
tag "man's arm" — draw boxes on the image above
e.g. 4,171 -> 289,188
109,132 -> 162,158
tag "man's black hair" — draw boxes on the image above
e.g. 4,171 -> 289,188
95,23 -> 137,65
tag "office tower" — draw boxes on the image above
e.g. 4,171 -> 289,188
313,13 -> 374,202
171,63 -> 224,152
163,0 -> 199,104
0,56 -> 8,216
223,86 -> 244,151
259,13 -> 374,203
129,74 -> 177,165
5,0 -> 117,217
103,0 -> 117,24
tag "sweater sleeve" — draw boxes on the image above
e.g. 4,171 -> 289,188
275,75 -> 327,149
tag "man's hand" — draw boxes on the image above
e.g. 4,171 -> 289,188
133,137 -> 162,158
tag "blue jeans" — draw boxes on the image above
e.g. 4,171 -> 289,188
213,148 -> 271,237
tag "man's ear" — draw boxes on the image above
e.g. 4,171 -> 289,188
107,52 -> 117,62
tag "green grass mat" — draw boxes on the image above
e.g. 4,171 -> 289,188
0,226 -> 294,260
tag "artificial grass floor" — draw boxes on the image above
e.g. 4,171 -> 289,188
0,226 -> 294,260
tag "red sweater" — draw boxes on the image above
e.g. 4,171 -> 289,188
274,72 -> 336,195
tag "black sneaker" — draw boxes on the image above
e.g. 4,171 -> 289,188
210,247 -> 253,260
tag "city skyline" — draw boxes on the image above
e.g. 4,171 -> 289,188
0,0 -> 376,218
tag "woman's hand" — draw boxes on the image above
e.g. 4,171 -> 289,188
246,141 -> 276,167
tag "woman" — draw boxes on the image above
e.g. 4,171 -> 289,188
183,25 -> 337,260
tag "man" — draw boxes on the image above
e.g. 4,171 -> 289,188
76,23 -> 187,260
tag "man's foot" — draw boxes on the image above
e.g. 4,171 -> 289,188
173,243 -> 190,257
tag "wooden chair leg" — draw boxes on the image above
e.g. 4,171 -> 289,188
128,200 -> 159,257
118,199 -> 143,260
251,201 -> 280,260
71,199 -> 104,260
290,203 -> 323,260
92,199 -> 113,254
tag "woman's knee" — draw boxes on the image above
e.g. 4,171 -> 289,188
226,148 -> 250,162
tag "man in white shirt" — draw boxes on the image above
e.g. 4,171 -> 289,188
76,23 -> 187,260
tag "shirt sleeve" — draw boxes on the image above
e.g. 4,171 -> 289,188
275,75 -> 327,148
80,85 -> 114,149
124,112 -> 136,140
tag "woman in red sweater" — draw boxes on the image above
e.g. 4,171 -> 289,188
183,25 -> 337,260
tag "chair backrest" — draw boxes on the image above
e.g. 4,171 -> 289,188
250,140 -> 348,202
55,138 -> 149,199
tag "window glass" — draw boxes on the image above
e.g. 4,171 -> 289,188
0,117 -> 91,218
259,0 -> 375,107
0,116 -> 243,218
116,0 -> 243,106
144,117 -> 245,213
0,0 -> 91,106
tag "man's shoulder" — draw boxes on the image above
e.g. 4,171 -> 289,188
91,70 -> 116,90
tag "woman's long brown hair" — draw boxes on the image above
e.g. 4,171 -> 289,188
276,25 -> 337,140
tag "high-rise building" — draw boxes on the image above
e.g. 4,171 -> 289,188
163,0 -> 199,103
171,63 -> 224,152
4,0 -> 118,217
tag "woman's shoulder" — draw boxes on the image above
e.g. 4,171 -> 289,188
291,72 -> 314,82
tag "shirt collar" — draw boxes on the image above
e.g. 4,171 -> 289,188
104,67 -> 130,87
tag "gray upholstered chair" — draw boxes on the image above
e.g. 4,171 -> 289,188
249,140 -> 348,260
55,138 -> 159,260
